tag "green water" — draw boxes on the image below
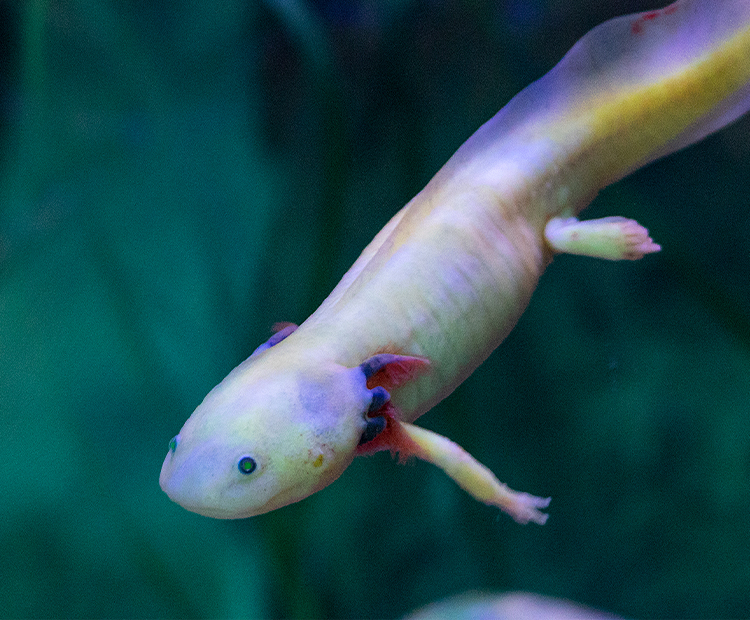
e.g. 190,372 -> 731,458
1,1 -> 749,617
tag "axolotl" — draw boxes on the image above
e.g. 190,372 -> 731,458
161,0 -> 750,525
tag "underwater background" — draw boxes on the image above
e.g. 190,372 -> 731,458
1,0 -> 749,618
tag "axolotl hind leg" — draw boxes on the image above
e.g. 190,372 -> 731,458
545,215 -> 661,261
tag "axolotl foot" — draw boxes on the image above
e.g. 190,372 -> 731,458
502,491 -> 551,526
545,215 -> 661,261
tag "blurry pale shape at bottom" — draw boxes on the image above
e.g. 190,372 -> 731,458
403,591 -> 623,620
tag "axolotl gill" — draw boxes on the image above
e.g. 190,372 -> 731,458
161,0 -> 750,525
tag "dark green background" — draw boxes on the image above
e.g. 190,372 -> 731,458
1,1 -> 749,618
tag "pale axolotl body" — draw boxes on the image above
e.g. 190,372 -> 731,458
161,0 -> 750,524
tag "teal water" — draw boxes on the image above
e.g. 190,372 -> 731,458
1,1 -> 749,618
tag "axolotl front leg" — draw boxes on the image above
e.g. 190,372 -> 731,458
354,353 -> 552,524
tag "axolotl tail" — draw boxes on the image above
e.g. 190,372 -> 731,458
445,0 -> 750,227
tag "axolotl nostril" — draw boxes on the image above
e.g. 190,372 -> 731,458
161,0 -> 750,525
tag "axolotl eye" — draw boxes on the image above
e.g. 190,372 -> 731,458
237,456 -> 257,475
168,435 -> 179,454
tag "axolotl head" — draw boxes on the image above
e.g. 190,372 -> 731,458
159,336 -> 420,518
